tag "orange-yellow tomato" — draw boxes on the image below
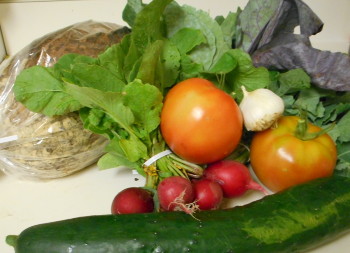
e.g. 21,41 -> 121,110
250,116 -> 337,192
160,78 -> 243,164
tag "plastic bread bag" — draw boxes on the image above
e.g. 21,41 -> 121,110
0,20 -> 130,180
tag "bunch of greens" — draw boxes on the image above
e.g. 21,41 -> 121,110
13,0 -> 350,185
13,0 -> 269,188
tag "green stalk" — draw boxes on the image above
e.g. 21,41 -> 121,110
294,111 -> 335,141
168,154 -> 203,176
144,165 -> 158,188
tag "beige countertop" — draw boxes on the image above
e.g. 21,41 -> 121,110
0,1 -> 349,253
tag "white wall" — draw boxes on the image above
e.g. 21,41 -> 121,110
0,0 -> 349,56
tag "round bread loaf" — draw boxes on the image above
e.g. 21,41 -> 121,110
0,20 -> 130,180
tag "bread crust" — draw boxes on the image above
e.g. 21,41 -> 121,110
0,20 -> 130,180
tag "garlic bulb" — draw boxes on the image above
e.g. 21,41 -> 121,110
239,86 -> 284,131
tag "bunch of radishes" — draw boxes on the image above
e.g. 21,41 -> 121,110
111,160 -> 269,214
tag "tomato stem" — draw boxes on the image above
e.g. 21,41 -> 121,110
294,111 -> 334,141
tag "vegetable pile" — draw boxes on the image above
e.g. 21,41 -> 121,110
9,0 -> 350,209
12,0 -> 350,209
6,0 -> 350,251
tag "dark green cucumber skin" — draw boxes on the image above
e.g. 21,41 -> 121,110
9,176 -> 350,253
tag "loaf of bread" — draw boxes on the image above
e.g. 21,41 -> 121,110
0,20 -> 130,180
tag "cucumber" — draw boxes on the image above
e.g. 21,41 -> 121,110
7,175 -> 350,253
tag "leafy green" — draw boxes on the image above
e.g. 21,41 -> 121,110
131,0 -> 173,55
164,2 -> 229,70
273,68 -> 311,96
205,49 -> 270,101
13,66 -> 81,116
169,28 -> 206,55
136,39 -> 181,93
218,11 -> 240,48
337,111 -> 350,143
122,0 -> 145,27
336,142 -> 350,176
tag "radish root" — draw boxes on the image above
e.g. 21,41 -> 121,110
168,190 -> 200,220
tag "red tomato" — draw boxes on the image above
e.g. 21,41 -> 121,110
160,78 -> 243,164
250,116 -> 337,192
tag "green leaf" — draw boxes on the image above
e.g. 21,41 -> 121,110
98,42 -> 128,83
295,88 -> 325,119
131,0 -> 173,55
55,52 -> 127,92
119,135 -> 149,162
97,152 -> 141,172
336,141 -> 350,175
220,11 -> 239,48
102,137 -> 145,169
336,103 -> 350,115
64,83 -> 134,130
122,0 -> 145,27
337,111 -> 350,143
137,40 -> 181,92
13,66 -> 81,116
135,40 -> 164,85
170,27 -> 206,55
71,62 -> 126,92
64,82 -> 150,161
79,107 -> 117,138
225,49 -> 270,101
165,3 -> 229,70
215,15 -> 225,25
277,68 -> 311,96
53,53 -> 91,83
123,79 -> 163,135
124,39 -> 142,83
315,104 -> 338,126
178,54 -> 204,80
206,50 -> 237,74
156,40 -> 181,90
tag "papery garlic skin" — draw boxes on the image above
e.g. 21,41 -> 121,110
239,86 -> 284,131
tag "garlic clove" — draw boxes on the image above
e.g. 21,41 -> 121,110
239,86 -> 284,131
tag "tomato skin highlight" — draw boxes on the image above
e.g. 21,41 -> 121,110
160,78 -> 243,164
250,116 -> 337,192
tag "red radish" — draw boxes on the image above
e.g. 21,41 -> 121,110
204,160 -> 268,198
157,176 -> 195,213
192,178 -> 223,210
111,187 -> 154,214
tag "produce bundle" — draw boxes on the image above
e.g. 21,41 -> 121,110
12,0 -> 350,186
6,0 -> 350,252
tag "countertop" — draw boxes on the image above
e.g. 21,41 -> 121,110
0,1 -> 349,252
